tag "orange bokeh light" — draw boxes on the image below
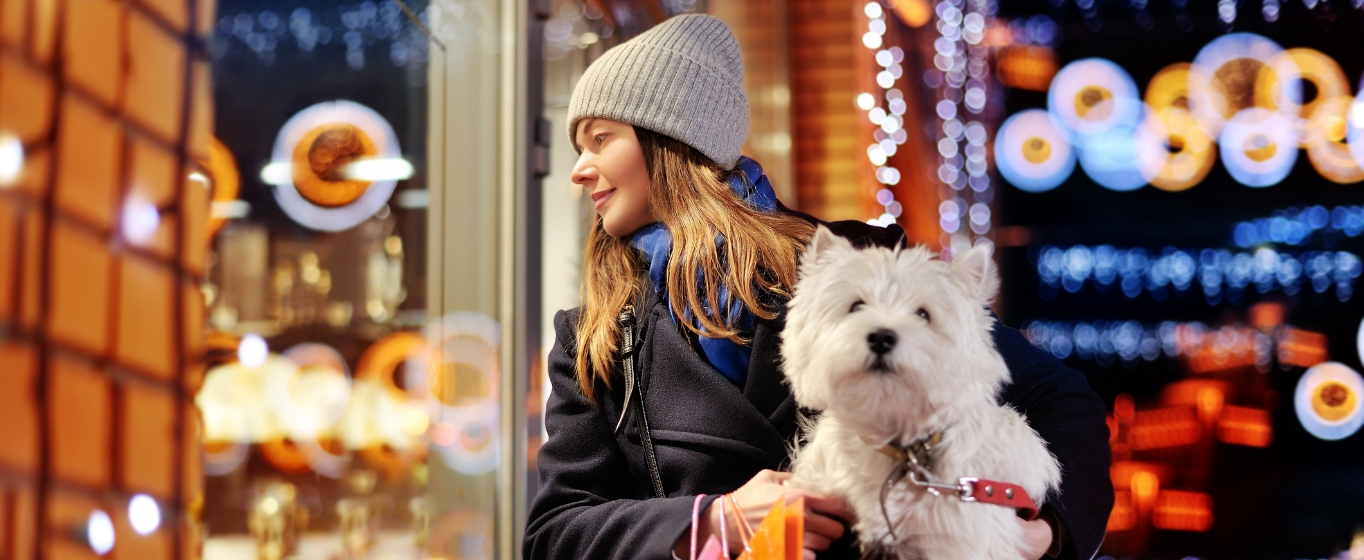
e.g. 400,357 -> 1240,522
1217,405 -> 1274,447
1129,406 -> 1201,450
1153,490 -> 1213,532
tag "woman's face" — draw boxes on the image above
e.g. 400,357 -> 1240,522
572,119 -> 655,238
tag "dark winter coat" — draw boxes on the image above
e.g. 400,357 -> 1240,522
524,213 -> 1114,560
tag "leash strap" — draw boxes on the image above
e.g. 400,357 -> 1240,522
959,477 -> 1040,521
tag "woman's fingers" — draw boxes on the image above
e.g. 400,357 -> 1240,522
803,532 -> 833,551
803,511 -> 846,541
802,549 -> 816,560
789,490 -> 852,523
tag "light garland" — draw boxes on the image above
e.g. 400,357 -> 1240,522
1034,244 -> 1363,303
858,2 -> 910,228
931,0 -> 996,258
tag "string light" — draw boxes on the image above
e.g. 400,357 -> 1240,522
1034,245 -> 1363,303
930,0 -> 996,257
859,2 -> 909,228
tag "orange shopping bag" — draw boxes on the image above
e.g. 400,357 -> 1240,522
736,495 -> 805,560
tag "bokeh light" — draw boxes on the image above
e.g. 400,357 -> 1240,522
87,510 -> 115,555
1294,362 -> 1364,441
995,109 -> 1074,193
128,494 -> 161,536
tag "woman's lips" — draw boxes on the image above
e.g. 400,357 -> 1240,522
591,188 -> 615,211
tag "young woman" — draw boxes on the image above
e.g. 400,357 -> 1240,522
524,14 -> 1113,560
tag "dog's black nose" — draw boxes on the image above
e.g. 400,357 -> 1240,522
867,329 -> 897,355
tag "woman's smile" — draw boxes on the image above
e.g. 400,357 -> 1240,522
591,188 -> 615,211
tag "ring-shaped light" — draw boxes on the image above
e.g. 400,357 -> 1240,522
995,109 -> 1075,193
1188,33 -> 1301,138
1219,107 -> 1298,187
1076,102 -> 1167,192
1048,58 -> 1141,137
269,100 -> 401,232
1265,48 -> 1349,146
1305,96 -> 1364,184
1294,362 -> 1364,441
1150,106 -> 1217,192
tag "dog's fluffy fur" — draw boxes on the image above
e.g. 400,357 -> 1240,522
784,226 -> 1060,560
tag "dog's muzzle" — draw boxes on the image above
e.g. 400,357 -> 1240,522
868,328 -> 897,372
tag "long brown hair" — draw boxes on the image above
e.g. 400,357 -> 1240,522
573,127 -> 814,401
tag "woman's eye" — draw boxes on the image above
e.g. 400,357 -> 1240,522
849,301 -> 865,313
916,308 -> 930,321
595,134 -> 607,144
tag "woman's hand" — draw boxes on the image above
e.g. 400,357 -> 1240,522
1018,516 -> 1056,559
677,470 -> 851,560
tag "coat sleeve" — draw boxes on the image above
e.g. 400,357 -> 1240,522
524,309 -> 721,560
992,318 -> 1114,560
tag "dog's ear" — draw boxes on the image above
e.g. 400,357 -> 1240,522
950,244 -> 1000,303
804,225 -> 853,269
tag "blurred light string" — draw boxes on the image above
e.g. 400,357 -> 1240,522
1034,244 -> 1363,303
1233,204 -> 1364,248
1021,319 -> 1276,366
932,0 -> 996,257
859,2 -> 909,228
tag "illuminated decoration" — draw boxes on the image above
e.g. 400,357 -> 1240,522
258,438 -> 312,475
203,137 -> 243,237
121,193 -> 161,246
426,312 -> 502,476
1344,89 -> 1364,175
1276,48 -> 1350,146
266,100 -> 404,232
267,343 -> 352,441
0,132 -> 23,186
1075,105 -> 1166,192
1106,491 -> 1136,532
1217,405 -> 1273,447
1188,33 -> 1301,138
212,4 -> 432,73
197,357 -> 290,442
887,0 -> 932,27
1145,64 -> 1216,192
926,0 -> 996,257
128,494 -> 162,536
1128,406 -> 1200,450
87,510 -> 115,555
1048,58 -> 1141,137
994,45 -> 1056,92
1232,204 -> 1364,247
1152,491 -> 1213,532
993,109 -> 1074,193
203,440 -> 251,476
1294,362 -> 1364,441
858,2 -> 910,229
1035,244 -> 1362,303
1304,96 -> 1364,184
238,333 -> 268,368
1218,108 -> 1298,187
1277,327 -> 1329,369
1020,319 -> 1328,375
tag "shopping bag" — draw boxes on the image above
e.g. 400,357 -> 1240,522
737,495 -> 804,560
692,494 -> 728,560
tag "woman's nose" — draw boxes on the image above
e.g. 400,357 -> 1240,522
570,155 -> 596,186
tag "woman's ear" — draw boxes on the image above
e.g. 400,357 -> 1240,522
950,244 -> 1000,304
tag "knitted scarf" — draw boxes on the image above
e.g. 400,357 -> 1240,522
629,156 -> 779,386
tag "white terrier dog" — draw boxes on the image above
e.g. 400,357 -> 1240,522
784,226 -> 1060,560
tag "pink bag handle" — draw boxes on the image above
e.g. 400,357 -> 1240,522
689,494 -> 730,560
690,494 -> 706,560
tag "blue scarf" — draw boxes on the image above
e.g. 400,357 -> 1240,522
629,156 -> 779,387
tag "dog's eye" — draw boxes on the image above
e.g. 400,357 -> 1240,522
849,300 -> 865,313
916,308 -> 931,322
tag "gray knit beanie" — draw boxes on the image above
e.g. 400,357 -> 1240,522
567,14 -> 749,169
